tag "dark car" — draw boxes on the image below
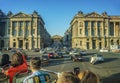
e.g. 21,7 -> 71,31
56,52 -> 63,58
41,55 -> 49,62
71,54 -> 83,62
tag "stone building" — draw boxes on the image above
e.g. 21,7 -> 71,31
0,10 -> 51,50
65,11 -> 120,50
51,35 -> 62,48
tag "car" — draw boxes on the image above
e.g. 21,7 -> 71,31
100,48 -> 108,52
69,50 -> 79,55
40,50 -> 46,54
10,48 -> 17,53
34,48 -> 40,52
56,52 -> 64,58
41,55 -> 49,62
80,51 -> 87,56
48,52 -> 56,58
70,54 -> 83,62
90,54 -> 104,65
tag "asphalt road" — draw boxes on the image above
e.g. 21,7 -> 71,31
42,52 -> 120,83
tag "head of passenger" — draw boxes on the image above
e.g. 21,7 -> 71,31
1,54 -> 10,66
30,57 -> 41,72
78,70 -> 100,83
11,52 -> 24,67
57,71 -> 80,83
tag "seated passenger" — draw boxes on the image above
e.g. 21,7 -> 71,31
78,70 -> 100,83
3,52 -> 28,83
23,57 -> 46,83
57,71 -> 80,83
0,54 -> 11,67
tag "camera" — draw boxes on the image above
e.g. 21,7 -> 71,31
74,67 -> 80,75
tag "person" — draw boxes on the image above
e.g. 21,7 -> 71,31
57,71 -> 80,83
3,52 -> 28,83
0,54 -> 11,67
23,57 -> 46,83
78,70 -> 100,83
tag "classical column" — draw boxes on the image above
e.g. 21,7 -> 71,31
23,39 -> 25,49
82,21 -> 85,36
16,38 -> 19,48
10,21 -> 12,37
23,21 -> 25,37
88,21 -> 91,36
89,38 -> 92,49
16,21 -> 19,37
29,37 -> 32,50
100,21 -> 102,37
114,22 -> 116,37
29,21 -> 32,37
95,21 -> 98,36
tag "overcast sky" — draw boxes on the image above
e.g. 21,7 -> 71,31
0,0 -> 120,36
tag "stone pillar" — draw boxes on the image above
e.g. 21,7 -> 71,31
29,37 -> 32,50
89,21 -> 91,36
16,39 -> 19,48
114,22 -> 116,37
23,39 -> 25,49
90,38 -> 93,49
10,21 -> 12,37
95,21 -> 98,36
29,21 -> 32,37
23,21 -> 25,37
16,21 -> 19,37
82,21 -> 84,36
101,21 -> 104,37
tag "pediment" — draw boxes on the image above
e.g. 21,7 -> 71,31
85,12 -> 103,17
12,12 -> 31,18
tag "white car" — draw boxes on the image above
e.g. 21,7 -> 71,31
69,51 -> 79,55
90,54 -> 104,65
100,48 -> 108,52
80,51 -> 87,56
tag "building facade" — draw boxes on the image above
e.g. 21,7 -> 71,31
66,11 -> 120,50
0,10 -> 51,50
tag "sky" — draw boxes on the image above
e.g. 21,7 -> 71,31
0,0 -> 120,36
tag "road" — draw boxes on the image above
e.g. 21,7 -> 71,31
42,52 -> 120,82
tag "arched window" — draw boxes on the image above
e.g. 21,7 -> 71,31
111,40 -> 114,45
117,40 -> 119,45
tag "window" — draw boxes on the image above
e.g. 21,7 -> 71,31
12,30 -> 16,36
26,21 -> 30,27
12,21 -> 17,27
91,21 -> 95,27
20,21 -> 23,27
80,41 -> 82,45
26,30 -> 29,37
8,29 -> 10,34
109,22 -> 114,36
13,42 -> 16,47
80,29 -> 82,34
19,30 -> 23,36
79,22 -> 83,27
33,29 -> 35,34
